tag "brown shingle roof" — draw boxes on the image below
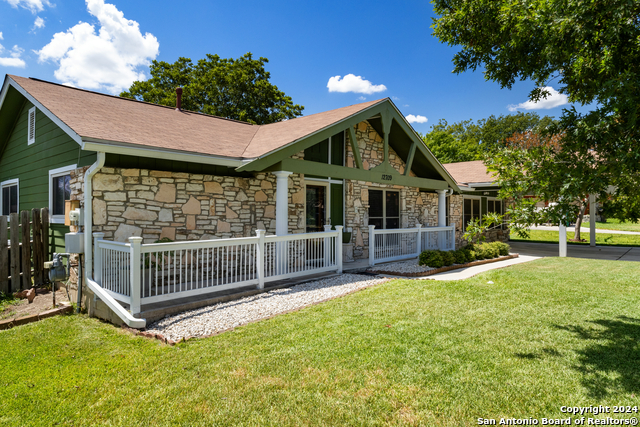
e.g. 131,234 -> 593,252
8,75 -> 384,160
443,160 -> 497,185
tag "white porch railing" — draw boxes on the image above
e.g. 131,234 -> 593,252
368,224 -> 456,266
93,226 -> 343,315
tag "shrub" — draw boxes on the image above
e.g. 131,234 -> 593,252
419,250 -> 444,268
493,242 -> 510,256
441,251 -> 455,266
453,249 -> 468,264
477,242 -> 499,259
467,250 -> 477,262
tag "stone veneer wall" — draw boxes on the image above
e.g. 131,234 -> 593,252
71,165 -> 306,243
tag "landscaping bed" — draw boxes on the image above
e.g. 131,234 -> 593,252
368,253 -> 519,277
0,287 -> 73,330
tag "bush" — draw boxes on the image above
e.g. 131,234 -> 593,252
441,251 -> 456,266
467,250 -> 477,262
453,249 -> 468,264
493,242 -> 510,256
419,250 -> 444,268
476,242 -> 499,259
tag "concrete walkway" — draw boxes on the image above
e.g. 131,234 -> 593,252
531,225 -> 640,235
509,241 -> 640,261
426,255 -> 541,280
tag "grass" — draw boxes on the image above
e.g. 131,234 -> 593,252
596,218 -> 640,233
510,230 -> 640,247
1,258 -> 640,426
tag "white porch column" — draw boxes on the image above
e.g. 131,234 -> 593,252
437,190 -> 447,227
274,171 -> 292,236
589,194 -> 596,247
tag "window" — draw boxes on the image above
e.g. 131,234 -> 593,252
49,164 -> 76,223
487,199 -> 503,229
1,179 -> 19,215
463,197 -> 481,230
445,196 -> 450,226
28,106 -> 36,145
368,189 -> 399,229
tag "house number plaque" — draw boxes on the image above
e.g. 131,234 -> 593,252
381,174 -> 393,181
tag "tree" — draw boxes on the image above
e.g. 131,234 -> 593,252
121,53 -> 304,125
432,0 -> 640,225
421,112 -> 555,164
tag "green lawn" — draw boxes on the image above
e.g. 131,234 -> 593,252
510,229 -> 640,247
597,218 -> 640,233
1,258 -> 640,426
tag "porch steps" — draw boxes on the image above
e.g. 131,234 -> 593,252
135,271 -> 340,323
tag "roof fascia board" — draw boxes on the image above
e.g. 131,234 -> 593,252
82,139 -> 244,168
238,100 -> 388,172
269,158 -> 449,190
6,77 -> 84,147
385,100 -> 460,191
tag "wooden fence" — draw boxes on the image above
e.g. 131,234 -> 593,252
0,207 -> 49,294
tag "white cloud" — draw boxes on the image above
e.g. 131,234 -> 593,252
405,114 -> 428,124
327,74 -> 387,95
4,0 -> 52,13
507,86 -> 568,112
357,96 -> 366,101
0,44 -> 27,68
36,0 -> 159,94
33,16 -> 45,29
0,32 -> 3,40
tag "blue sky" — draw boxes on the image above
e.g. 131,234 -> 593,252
0,0 -> 577,133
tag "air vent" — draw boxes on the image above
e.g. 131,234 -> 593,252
28,107 -> 36,145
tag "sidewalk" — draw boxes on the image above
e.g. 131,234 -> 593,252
531,225 -> 640,235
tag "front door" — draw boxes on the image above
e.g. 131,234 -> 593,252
306,185 -> 326,232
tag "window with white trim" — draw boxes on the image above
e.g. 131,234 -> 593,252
368,189 -> 400,229
49,165 -> 76,224
1,179 -> 19,215
28,106 -> 36,145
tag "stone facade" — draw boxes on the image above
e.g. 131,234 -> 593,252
71,166 -> 306,243
67,120 -> 506,256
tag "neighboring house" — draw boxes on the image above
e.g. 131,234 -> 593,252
443,160 -> 509,242
0,74 -> 466,262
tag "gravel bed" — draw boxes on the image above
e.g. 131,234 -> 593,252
146,274 -> 389,341
367,260 -> 441,274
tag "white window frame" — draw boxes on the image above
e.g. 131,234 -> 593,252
1,178 -> 19,215
49,164 -> 76,224
28,106 -> 36,145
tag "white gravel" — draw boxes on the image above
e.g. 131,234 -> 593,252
146,273 -> 388,341
367,260 -> 439,274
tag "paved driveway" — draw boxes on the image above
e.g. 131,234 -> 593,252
509,241 -> 640,261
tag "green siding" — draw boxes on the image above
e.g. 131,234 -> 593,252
330,183 -> 344,227
0,101 -> 96,257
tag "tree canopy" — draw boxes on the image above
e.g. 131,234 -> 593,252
421,112 -> 555,164
432,0 -> 640,225
120,53 -> 304,125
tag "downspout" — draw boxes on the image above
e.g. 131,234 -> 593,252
83,152 -> 146,328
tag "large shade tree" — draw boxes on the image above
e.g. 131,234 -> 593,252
432,0 -> 640,227
121,53 -> 304,125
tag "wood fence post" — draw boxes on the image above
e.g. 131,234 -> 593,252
20,210 -> 31,290
32,208 -> 43,286
41,208 -> 49,264
9,213 -> 19,293
0,216 -> 8,293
